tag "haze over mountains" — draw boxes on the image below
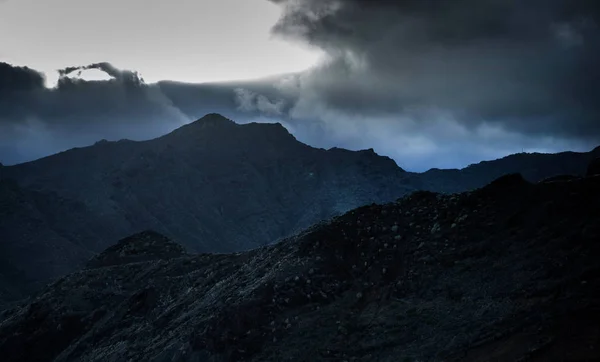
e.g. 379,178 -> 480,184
1,113 -> 599,308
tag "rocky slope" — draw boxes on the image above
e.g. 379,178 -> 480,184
1,172 -> 599,361
0,179 -> 102,307
0,114 -> 413,305
4,113 -> 413,255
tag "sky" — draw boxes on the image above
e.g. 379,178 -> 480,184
0,0 -> 599,171
0,0 -> 321,85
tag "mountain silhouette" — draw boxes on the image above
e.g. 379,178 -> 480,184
0,114 -> 413,305
1,113 -> 598,307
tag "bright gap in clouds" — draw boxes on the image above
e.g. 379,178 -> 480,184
66,69 -> 115,82
0,0 -> 322,85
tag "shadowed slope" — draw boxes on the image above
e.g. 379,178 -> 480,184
1,114 -> 598,308
0,114 -> 412,306
1,173 -> 599,361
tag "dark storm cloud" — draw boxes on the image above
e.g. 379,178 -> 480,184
0,63 -> 46,125
0,62 -> 45,93
0,61 -> 300,166
0,62 -> 190,164
2,0 -> 599,171
267,0 -> 600,140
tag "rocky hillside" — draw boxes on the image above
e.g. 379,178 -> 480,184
0,179 -> 103,306
1,172 -> 599,361
4,113 -> 413,255
0,114 -> 413,305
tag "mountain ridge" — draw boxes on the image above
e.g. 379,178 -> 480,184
5,113 -> 595,176
1,172 -> 599,361
0,114 -> 413,306
0,113 -> 598,308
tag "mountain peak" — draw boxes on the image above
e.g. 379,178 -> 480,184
162,114 -> 301,148
187,113 -> 239,130
195,113 -> 235,125
163,113 -> 236,140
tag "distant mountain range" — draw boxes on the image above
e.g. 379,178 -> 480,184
413,145 -> 600,193
1,113 -> 599,307
2,171 -> 599,361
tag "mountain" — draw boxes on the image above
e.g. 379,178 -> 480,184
414,146 -> 600,193
1,172 -> 599,361
4,114 -> 413,254
2,114 -> 600,309
0,114 -> 413,306
0,179 -> 101,305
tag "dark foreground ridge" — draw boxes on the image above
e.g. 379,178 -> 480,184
2,178 -> 600,361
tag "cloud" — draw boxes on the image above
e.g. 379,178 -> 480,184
0,62 -> 45,94
0,62 -> 190,164
234,87 -> 286,115
4,0 -> 600,172
260,0 -> 600,166
280,100 -> 588,171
